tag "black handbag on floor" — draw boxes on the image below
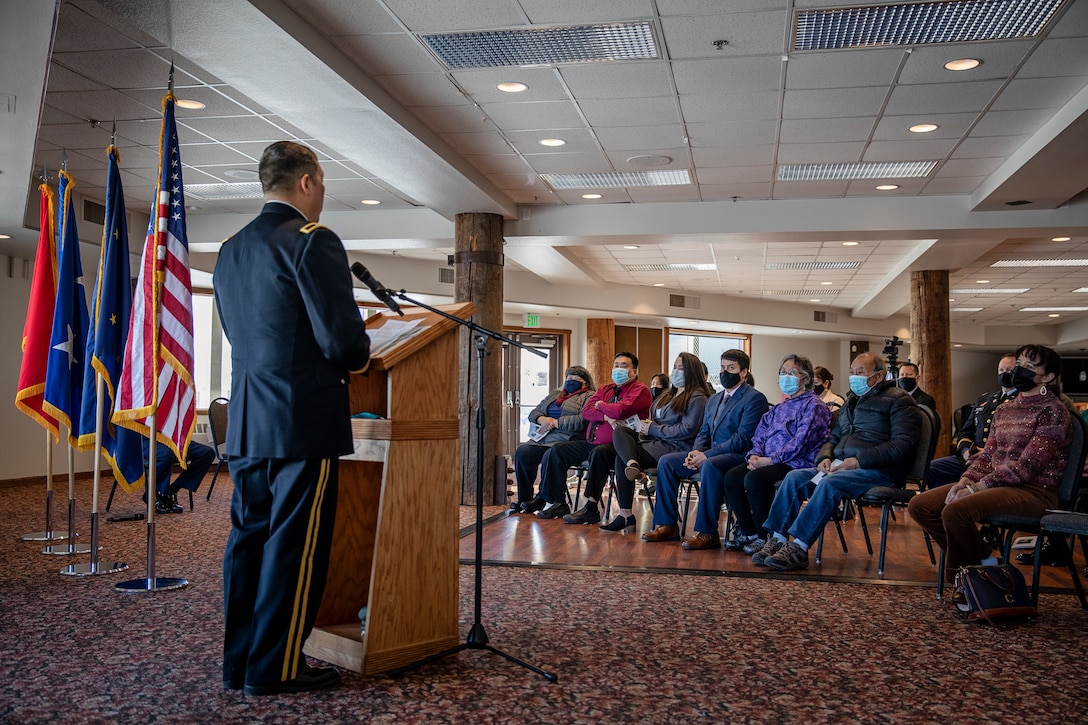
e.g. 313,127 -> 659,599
954,565 -> 1037,625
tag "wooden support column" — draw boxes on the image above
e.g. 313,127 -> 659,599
910,270 -> 952,451
586,319 -> 615,391
454,213 -> 504,505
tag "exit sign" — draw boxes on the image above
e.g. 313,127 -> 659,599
525,313 -> 540,328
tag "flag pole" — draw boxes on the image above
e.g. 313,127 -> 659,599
20,432 -> 68,541
115,409 -> 186,591
61,373 -> 128,576
41,428 -> 93,555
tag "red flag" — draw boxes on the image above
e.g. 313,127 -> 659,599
114,93 -> 196,465
14,183 -> 60,440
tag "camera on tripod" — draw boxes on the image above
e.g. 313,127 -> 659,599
883,335 -> 903,376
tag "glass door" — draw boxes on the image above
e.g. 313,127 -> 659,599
501,333 -> 564,455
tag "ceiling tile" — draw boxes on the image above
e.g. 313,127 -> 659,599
786,47 -> 903,89
991,76 -> 1087,111
595,125 -> 687,150
778,141 -> 866,164
382,0 -> 529,31
558,61 -> 674,100
678,91 -> 780,122
897,41 -> 1033,86
480,100 -> 586,131
783,86 -> 888,119
872,112 -> 978,140
863,138 -> 957,162
672,57 -> 783,95
780,116 -> 874,143
971,108 -> 1056,136
686,120 -> 777,146
579,96 -> 681,126
283,0 -> 403,35
331,34 -> 440,77
884,80 -> 1005,116
452,66 -> 571,103
661,11 -> 786,59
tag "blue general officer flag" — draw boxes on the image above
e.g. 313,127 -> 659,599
77,147 -> 145,492
43,170 -> 92,447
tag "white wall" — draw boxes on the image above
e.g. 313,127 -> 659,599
750,336 -> 842,401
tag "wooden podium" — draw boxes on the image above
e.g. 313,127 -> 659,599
302,302 -> 474,675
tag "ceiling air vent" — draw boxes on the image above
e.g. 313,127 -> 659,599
814,310 -> 839,323
438,267 -> 454,284
83,198 -> 106,225
669,294 -> 701,310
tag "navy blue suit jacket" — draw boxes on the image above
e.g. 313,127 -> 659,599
692,383 -> 769,459
214,202 -> 370,459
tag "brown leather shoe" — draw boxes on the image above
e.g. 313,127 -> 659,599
642,525 -> 680,542
681,531 -> 721,550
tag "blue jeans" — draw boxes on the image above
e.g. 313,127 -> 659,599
762,467 -> 892,547
927,455 -> 967,488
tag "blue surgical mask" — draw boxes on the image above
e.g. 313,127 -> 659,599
563,379 -> 582,394
779,374 -> 799,396
611,368 -> 630,385
669,369 -> 685,388
849,374 -> 872,396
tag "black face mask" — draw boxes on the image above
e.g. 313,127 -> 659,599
813,384 -> 825,395
650,387 -> 663,399
720,370 -> 742,389
1011,366 -> 1040,393
998,371 -> 1014,390
897,377 -> 917,393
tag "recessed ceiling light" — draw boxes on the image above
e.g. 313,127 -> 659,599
842,241 -> 860,246
1048,313 -> 1061,318
992,258 -> 1088,267
539,138 -> 566,147
1052,236 -> 1071,242
1074,287 -> 1088,293
945,58 -> 981,71
949,298 -> 955,302
361,199 -> 381,205
175,98 -> 206,110
582,193 -> 602,199
1020,307 -> 1088,312
653,283 -> 665,287
185,205 -> 200,211
875,184 -> 899,190
223,168 -> 259,181
976,279 -> 990,284
953,343 -> 963,348
810,299 -> 821,303
909,123 -> 939,133
950,288 -> 1029,294
951,307 -> 983,312
821,281 -> 834,285
497,82 -> 527,92
622,245 -> 639,250
0,234 -> 10,239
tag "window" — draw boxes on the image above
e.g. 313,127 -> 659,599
666,329 -> 750,391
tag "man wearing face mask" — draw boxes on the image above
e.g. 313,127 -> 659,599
533,352 -> 652,521
927,354 -> 1018,489
643,349 -> 769,543
896,362 -> 937,412
752,352 -> 921,571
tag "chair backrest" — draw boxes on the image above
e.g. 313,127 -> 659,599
1055,413 -> 1088,508
207,397 -> 229,457
908,404 -> 940,488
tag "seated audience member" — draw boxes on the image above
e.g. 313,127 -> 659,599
534,352 -> 652,520
583,352 -> 713,531
142,436 -> 216,514
896,362 -> 936,412
908,345 -> 1072,580
648,373 -> 670,401
510,366 -> 595,514
688,354 -> 831,552
814,366 -> 845,412
643,349 -> 769,543
929,354 -> 1017,488
751,352 -> 920,571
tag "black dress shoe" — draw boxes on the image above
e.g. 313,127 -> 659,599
244,664 -> 340,696
155,493 -> 183,515
535,502 -> 570,519
519,497 -> 545,514
1015,539 -> 1070,567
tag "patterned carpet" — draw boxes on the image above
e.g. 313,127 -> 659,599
2,476 -> 1087,724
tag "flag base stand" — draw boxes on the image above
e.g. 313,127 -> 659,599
21,531 -> 71,542
61,560 -> 128,576
41,542 -> 96,555
115,576 -> 187,592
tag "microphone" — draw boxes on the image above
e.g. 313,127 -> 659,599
351,262 -> 403,316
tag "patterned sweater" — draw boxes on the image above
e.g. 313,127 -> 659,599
746,391 -> 831,470
962,390 -> 1071,490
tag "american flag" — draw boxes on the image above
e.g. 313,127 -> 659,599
114,93 -> 196,466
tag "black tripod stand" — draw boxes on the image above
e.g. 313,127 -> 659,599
386,291 -> 557,683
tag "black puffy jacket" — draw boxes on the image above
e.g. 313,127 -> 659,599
817,380 -> 921,485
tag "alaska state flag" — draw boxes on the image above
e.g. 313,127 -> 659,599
114,92 -> 196,467
42,170 -> 92,447
77,147 -> 145,493
14,183 -> 60,440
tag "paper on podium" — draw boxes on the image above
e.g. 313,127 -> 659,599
367,318 -> 423,357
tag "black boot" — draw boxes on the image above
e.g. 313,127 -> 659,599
156,492 -> 183,514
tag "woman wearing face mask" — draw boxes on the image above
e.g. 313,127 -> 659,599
510,366 -> 595,514
649,373 -> 671,401
908,344 -> 1073,587
697,355 -> 831,552
600,352 -> 714,532
813,366 -> 845,412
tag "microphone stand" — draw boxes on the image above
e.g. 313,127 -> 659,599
384,289 -> 558,683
